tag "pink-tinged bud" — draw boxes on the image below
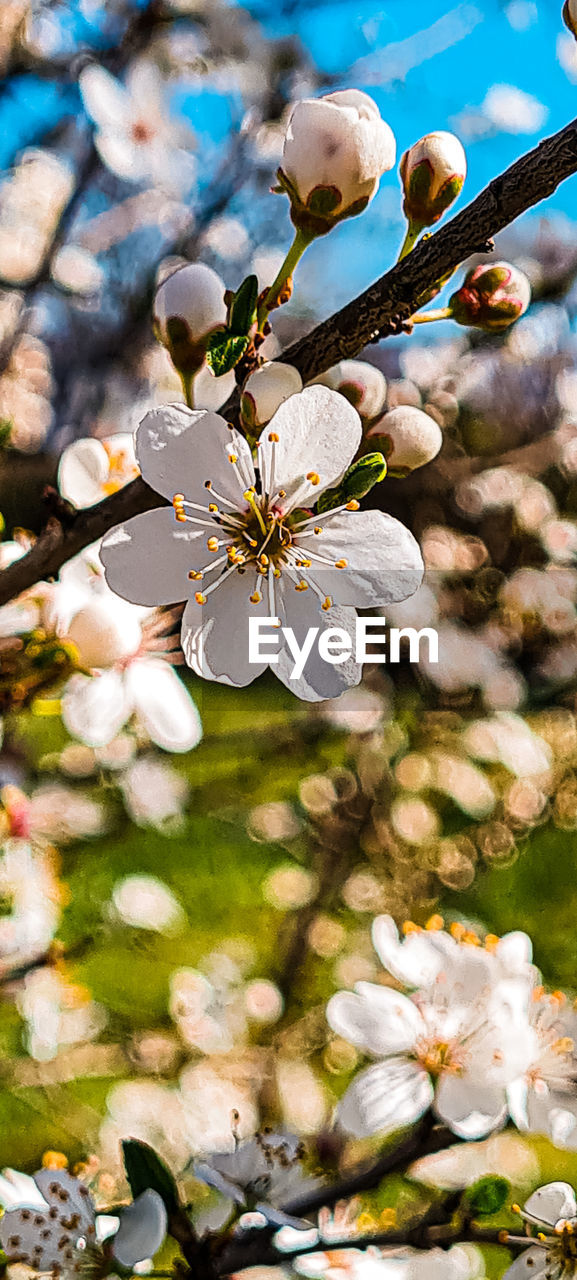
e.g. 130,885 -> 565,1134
309,359 -> 387,421
278,89 -> 396,236
153,263 -> 227,373
564,0 -> 577,38
449,261 -> 531,332
400,131 -> 466,227
241,362 -> 303,430
367,405 -> 442,474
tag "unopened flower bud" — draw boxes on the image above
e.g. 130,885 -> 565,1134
153,263 -> 227,373
449,261 -> 531,332
564,0 -> 577,38
278,90 -> 396,236
241,362 -> 303,430
400,131 -> 466,227
309,359 -> 387,421
368,405 -> 442,474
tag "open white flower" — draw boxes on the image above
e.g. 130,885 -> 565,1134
79,62 -> 193,192
0,1166 -> 166,1275
280,90 -> 396,230
504,987 -> 577,1150
52,545 -> 202,751
58,433 -> 138,508
503,1184 -> 577,1280
99,388 -> 423,702
309,360 -> 387,422
327,915 -> 535,1140
193,1131 -> 317,1227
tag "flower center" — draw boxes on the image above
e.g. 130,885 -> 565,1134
414,1036 -> 464,1077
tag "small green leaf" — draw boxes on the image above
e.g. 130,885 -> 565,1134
230,275 -> 259,336
122,1139 -> 180,1217
465,1175 -> 510,1217
206,334 -> 249,377
317,452 -> 387,513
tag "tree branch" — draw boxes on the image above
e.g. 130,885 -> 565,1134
1,114 -> 577,605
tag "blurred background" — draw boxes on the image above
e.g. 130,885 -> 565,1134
2,0 -> 577,1231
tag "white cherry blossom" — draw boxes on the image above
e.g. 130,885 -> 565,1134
503,1184 -> 577,1280
58,432 -> 138,508
99,388 -> 423,702
327,916 -> 535,1140
79,62 -> 194,193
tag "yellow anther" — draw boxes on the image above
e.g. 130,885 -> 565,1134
551,990 -> 567,1004
259,554 -> 269,567
538,1233 -> 548,1241
207,537 -> 219,552
175,511 -> 187,522
553,1037 -> 574,1055
306,471 -> 320,485
250,591 -> 262,604
425,914 -> 444,931
314,526 -> 322,535
498,1232 -> 509,1245
229,454 -> 238,464
268,432 -> 279,442
204,480 -> 212,490
484,933 -> 500,951
462,930 -> 481,947
346,499 -> 360,510
335,558 -> 348,569
195,592 -> 207,605
42,1151 -> 68,1169
188,570 -> 203,580
173,492 -> 184,503
295,580 -> 309,591
402,920 -> 421,934
273,568 -> 281,578
532,985 -> 545,1002
208,503 -> 218,513
511,1204 -> 522,1215
321,597 -> 332,611
450,922 -> 466,941
278,488 -> 286,499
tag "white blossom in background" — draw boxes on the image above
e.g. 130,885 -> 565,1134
100,389 -> 423,701
502,1184 -> 577,1280
368,406 -> 443,473
295,1244 -> 483,1280
170,965 -> 245,1054
0,1167 -> 167,1274
327,915 -> 536,1140
279,90 -> 396,228
309,360 -> 387,422
193,1131 -> 318,1228
58,433 -> 139,508
17,967 -> 106,1061
118,755 -> 189,827
0,835 -> 61,978
463,713 -> 552,779
79,62 -> 194,193
241,362 -> 303,431
112,874 -> 185,933
47,544 -> 202,751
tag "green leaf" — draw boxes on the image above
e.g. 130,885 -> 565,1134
122,1139 -> 180,1217
465,1175 -> 510,1217
317,452 -> 387,513
230,274 -> 259,336
206,333 -> 249,377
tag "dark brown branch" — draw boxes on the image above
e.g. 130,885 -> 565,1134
2,114 -> 577,605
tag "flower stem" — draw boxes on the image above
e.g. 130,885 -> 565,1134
398,220 -> 424,261
258,228 -> 313,329
411,306 -> 453,324
180,370 -> 197,409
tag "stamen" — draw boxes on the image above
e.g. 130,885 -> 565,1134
243,489 -> 268,536
336,558 -> 348,569
306,471 -> 320,485
321,597 -> 332,611
250,591 -> 262,604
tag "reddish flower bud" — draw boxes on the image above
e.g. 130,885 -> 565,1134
449,261 -> 531,332
400,131 -> 466,227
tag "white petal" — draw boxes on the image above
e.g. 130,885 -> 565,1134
61,670 -> 131,747
112,1190 -> 167,1268
126,659 -> 202,752
80,65 -> 129,130
496,930 -> 533,974
297,509 -> 423,608
502,1249 -> 548,1280
336,1058 -> 433,1137
259,385 -> 361,512
135,404 -> 254,506
58,438 -> 110,507
181,572 -> 269,686
524,1183 -> 577,1228
275,587 -> 361,701
0,1171 -> 47,1211
326,985 -> 422,1056
101,507 -> 203,606
434,1076 -> 508,1140
372,915 -> 444,988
